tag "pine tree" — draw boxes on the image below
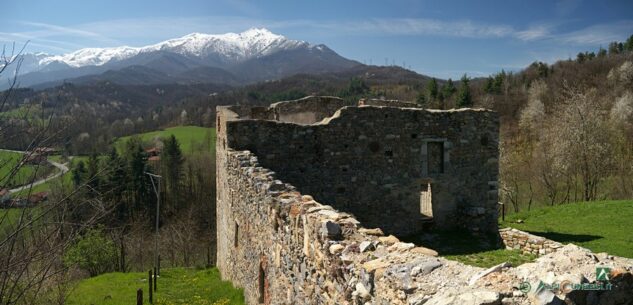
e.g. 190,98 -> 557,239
484,77 -> 494,94
598,47 -> 607,57
493,71 -> 505,93
86,152 -> 100,193
125,138 -> 148,216
608,41 -> 620,55
162,135 -> 185,212
625,34 -> 633,52
456,74 -> 472,108
72,161 -> 86,187
443,78 -> 456,97
105,148 -> 127,222
426,78 -> 438,101
416,92 -> 427,106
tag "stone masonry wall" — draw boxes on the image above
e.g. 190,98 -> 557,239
499,227 -> 564,256
226,96 -> 355,124
216,98 -> 633,305
216,149 -> 503,305
360,99 -> 420,108
224,105 -> 499,236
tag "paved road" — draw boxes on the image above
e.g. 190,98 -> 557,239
0,149 -> 70,194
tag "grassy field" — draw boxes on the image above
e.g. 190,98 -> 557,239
65,268 -> 244,305
500,200 -> 633,258
115,126 -> 216,155
403,230 -> 537,268
12,156 -> 87,197
0,150 -> 40,188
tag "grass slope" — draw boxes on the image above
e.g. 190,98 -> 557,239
115,126 -> 216,155
0,150 -> 39,188
500,200 -> 633,258
12,156 -> 87,197
66,268 -> 244,305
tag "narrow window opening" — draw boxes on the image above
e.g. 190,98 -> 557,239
258,263 -> 266,303
420,183 -> 433,218
384,150 -> 393,157
411,134 -> 418,139
427,142 -> 444,174
234,222 -> 239,248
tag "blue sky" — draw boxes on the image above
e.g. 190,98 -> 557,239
1,0 -> 632,79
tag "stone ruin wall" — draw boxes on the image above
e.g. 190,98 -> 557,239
223,103 -> 500,235
360,99 -> 421,108
228,96 -> 356,124
216,149 -> 493,305
216,97 -> 633,305
499,227 -> 564,256
215,145 -> 633,305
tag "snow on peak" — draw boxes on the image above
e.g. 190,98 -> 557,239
37,28 -> 309,68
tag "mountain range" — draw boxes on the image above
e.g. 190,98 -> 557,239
6,28 -> 361,89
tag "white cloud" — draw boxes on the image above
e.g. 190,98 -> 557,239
275,18 -> 516,39
558,20 -> 633,45
515,25 -> 552,41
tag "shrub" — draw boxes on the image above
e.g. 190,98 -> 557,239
64,227 -> 118,276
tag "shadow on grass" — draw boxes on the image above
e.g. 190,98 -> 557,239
400,229 -> 502,256
523,231 -> 603,244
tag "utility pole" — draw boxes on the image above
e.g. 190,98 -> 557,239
146,171 -> 162,276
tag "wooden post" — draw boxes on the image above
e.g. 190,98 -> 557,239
501,202 -> 505,221
153,266 -> 157,292
120,237 -> 126,272
148,270 -> 153,304
136,289 -> 143,305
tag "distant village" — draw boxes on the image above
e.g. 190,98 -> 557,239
0,147 -> 58,208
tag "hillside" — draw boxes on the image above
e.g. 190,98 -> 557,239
114,126 -> 215,155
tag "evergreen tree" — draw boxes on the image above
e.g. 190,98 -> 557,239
442,78 -> 456,97
105,148 -> 127,222
86,152 -> 100,193
72,161 -> 86,187
342,77 -> 369,97
456,74 -> 472,108
625,34 -> 633,52
484,77 -> 494,94
608,41 -> 620,55
426,78 -> 438,101
493,71 -> 505,93
416,92 -> 427,106
597,47 -> 607,57
125,138 -> 149,216
162,135 -> 185,212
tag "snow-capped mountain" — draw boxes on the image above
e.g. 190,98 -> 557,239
37,28 -> 309,68
5,28 -> 359,89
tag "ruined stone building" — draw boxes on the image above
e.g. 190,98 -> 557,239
216,96 -> 500,304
